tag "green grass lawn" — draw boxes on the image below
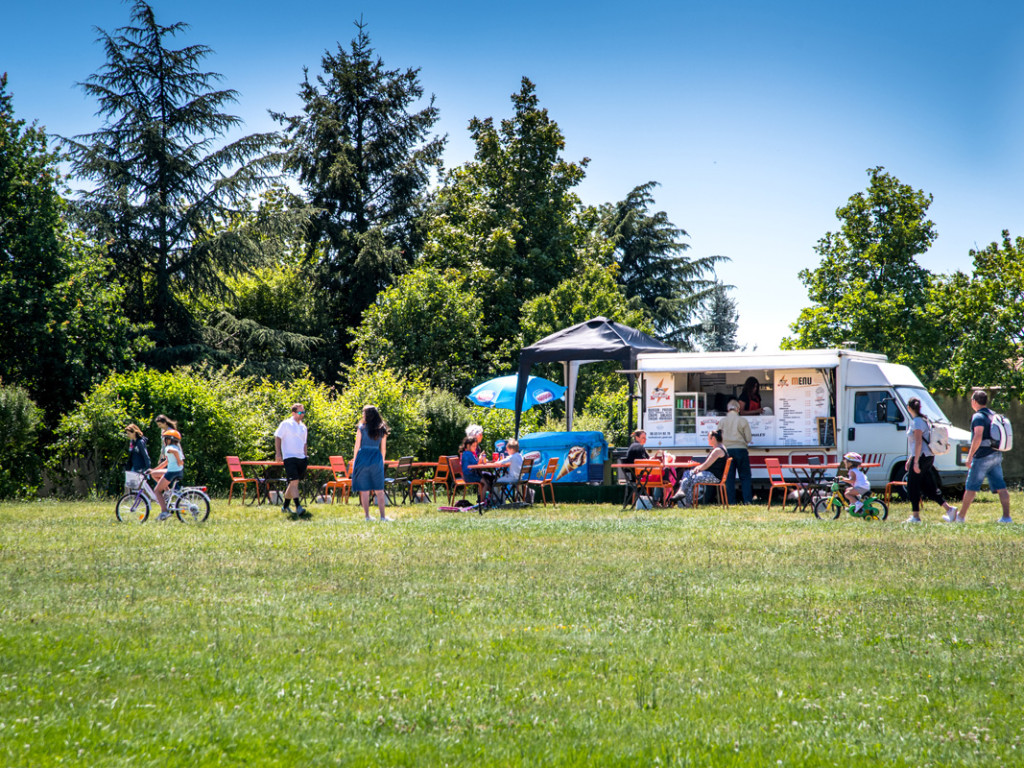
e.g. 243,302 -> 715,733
2,494 -> 1023,766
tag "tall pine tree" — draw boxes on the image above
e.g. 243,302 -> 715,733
599,181 -> 726,347
64,0 -> 291,366
272,20 -> 445,380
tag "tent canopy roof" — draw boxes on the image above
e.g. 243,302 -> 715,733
514,317 -> 675,434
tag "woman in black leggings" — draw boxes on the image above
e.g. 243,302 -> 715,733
904,397 -> 958,523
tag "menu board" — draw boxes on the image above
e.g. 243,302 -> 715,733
643,374 -> 674,447
774,369 -> 829,446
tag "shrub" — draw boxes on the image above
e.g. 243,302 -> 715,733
0,383 -> 43,498
50,366 -> 266,495
418,389 -> 472,462
335,361 -> 427,460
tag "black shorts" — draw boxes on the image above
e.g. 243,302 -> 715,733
283,457 -> 308,482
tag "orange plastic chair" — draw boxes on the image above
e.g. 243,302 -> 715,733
323,455 -> 352,504
527,457 -> 560,507
430,456 -> 452,502
447,455 -> 481,504
226,456 -> 258,505
631,459 -> 665,507
693,457 -> 732,508
765,457 -> 800,510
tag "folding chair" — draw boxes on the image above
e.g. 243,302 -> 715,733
322,455 -> 352,504
693,457 -> 732,508
885,479 -> 907,506
226,456 -> 258,505
387,456 -> 413,505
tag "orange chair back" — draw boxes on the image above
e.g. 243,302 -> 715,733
433,456 -> 450,481
447,456 -> 464,483
329,455 -> 349,480
226,456 -> 246,480
765,457 -> 787,484
542,457 -> 559,481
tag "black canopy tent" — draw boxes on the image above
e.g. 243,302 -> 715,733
513,317 -> 676,437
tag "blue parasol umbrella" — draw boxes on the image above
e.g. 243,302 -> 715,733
467,374 -> 566,411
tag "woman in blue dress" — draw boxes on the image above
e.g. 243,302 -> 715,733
350,405 -> 390,521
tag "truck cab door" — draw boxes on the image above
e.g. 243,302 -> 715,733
846,389 -> 905,484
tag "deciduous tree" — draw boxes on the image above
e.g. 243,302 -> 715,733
0,74 -> 138,420
424,77 -> 590,357
782,167 -> 940,371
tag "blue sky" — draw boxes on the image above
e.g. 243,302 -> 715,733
5,1 -> 1024,350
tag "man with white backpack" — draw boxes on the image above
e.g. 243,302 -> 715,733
954,390 -> 1012,523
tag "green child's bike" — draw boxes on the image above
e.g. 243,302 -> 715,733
812,481 -> 888,520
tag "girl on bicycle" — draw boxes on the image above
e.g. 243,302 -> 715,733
838,452 -> 870,515
151,414 -> 181,482
155,430 -> 185,521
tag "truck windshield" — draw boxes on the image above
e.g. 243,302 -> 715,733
895,387 -> 951,424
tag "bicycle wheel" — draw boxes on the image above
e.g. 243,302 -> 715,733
812,495 -> 842,520
863,497 -> 888,521
115,492 -> 150,523
174,490 -> 211,523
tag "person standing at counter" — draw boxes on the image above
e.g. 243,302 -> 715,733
738,377 -> 763,415
721,399 -> 753,504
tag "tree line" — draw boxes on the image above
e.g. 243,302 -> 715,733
1,3 -> 734,418
3,2 -> 1020,496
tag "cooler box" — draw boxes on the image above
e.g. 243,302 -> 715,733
517,431 -> 608,483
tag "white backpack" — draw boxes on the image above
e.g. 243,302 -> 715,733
985,410 -> 1013,452
924,418 -> 950,456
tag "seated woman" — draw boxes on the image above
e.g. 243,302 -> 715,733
460,424 -> 492,501
673,430 -> 728,507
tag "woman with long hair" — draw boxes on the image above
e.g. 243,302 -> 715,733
904,397 -> 958,523
738,377 -> 763,415
350,405 -> 391,521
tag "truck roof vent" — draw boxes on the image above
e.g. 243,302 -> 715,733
841,341 -> 858,350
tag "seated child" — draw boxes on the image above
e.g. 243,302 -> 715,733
838,451 -> 870,514
493,439 -> 524,489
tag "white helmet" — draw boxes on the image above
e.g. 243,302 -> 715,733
843,451 -> 863,464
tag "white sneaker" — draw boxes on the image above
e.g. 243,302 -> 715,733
157,509 -> 173,521
904,515 -> 922,523
942,508 -> 958,523
998,516 -> 1013,524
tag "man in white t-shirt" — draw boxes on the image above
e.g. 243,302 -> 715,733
274,403 -> 308,519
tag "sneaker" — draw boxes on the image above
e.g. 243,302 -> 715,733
157,509 -> 173,521
942,508 -> 958,523
380,516 -> 393,523
998,516 -> 1013,524
281,504 -> 291,516
294,504 -> 307,517
296,508 -> 312,520
904,515 -> 922,523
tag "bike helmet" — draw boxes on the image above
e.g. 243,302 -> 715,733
843,451 -> 862,464
162,429 -> 181,440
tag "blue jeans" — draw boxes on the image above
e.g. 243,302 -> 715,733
727,448 -> 751,504
965,452 -> 1006,492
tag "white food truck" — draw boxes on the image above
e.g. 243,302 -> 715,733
634,348 -> 970,491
